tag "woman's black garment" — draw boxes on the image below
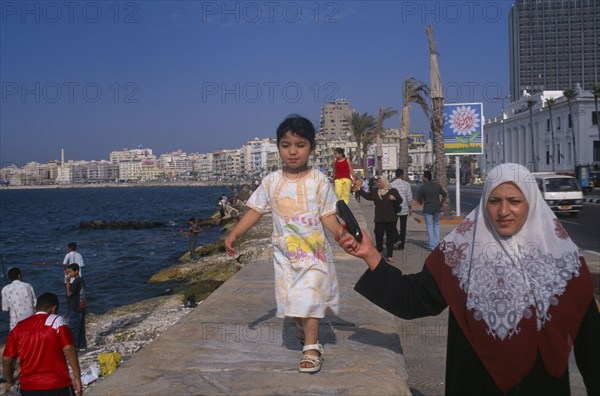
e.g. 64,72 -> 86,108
354,258 -> 600,396
358,188 -> 401,257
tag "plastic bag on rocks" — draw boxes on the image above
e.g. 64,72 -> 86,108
81,364 -> 100,385
98,352 -> 121,377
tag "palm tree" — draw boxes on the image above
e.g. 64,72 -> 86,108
425,25 -> 449,203
563,88 -> 577,176
526,98 -> 537,172
399,78 -> 429,174
592,84 -> 600,139
545,97 -> 556,171
346,112 -> 376,170
375,107 -> 399,174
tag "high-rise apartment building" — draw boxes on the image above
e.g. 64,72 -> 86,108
319,99 -> 354,140
509,0 -> 599,100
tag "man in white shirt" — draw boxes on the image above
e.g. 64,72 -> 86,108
1,267 -> 36,330
389,168 -> 413,250
63,242 -> 84,280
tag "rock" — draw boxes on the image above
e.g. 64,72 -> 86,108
79,220 -> 165,229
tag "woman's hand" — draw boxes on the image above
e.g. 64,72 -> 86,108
336,229 -> 382,271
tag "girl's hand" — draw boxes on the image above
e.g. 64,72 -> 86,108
224,234 -> 238,256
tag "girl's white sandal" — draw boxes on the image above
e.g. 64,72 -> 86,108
299,342 -> 324,373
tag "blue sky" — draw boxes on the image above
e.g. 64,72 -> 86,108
1,1 -> 512,165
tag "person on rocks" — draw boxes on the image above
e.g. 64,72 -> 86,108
3,292 -> 83,396
181,217 -> 204,261
65,264 -> 87,352
225,115 -> 350,374
63,242 -> 84,282
339,163 -> 600,396
2,267 -> 36,331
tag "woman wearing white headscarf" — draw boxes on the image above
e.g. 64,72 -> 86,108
344,164 -> 599,395
355,176 -> 402,263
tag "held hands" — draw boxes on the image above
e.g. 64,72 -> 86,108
335,228 -> 382,271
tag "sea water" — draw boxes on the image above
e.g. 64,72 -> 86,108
0,185 -> 230,340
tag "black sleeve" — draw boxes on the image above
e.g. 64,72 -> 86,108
391,188 -> 403,204
70,278 -> 82,294
573,300 -> 600,396
358,189 -> 374,201
354,259 -> 447,319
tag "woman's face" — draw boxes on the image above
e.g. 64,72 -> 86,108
485,182 -> 529,237
377,178 -> 385,188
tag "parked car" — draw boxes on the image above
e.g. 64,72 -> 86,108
532,173 -> 584,216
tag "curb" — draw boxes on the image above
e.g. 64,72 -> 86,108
413,216 -> 464,225
584,197 -> 600,203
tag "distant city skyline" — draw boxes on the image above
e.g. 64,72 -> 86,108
2,1 -> 513,165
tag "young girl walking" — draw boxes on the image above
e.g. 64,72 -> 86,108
225,115 -> 351,374
332,147 -> 353,204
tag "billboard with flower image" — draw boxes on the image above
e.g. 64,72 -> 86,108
443,103 -> 483,154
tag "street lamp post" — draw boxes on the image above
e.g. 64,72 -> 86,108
494,95 -> 510,163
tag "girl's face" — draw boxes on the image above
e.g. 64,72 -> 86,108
278,131 -> 313,172
333,151 -> 342,160
485,182 -> 529,237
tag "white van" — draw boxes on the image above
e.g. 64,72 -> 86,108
532,173 -> 584,216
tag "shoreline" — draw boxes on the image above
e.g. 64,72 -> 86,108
0,181 -> 250,190
1,209 -> 272,393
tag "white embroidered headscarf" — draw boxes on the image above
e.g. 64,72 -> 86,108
441,163 -> 581,340
377,176 -> 391,197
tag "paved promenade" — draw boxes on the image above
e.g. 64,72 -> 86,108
88,198 -> 598,395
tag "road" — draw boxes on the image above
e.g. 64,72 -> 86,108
411,185 -> 600,254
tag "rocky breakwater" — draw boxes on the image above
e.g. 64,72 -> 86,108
78,208 -> 272,393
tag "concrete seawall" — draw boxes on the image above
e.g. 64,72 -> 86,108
88,198 -> 598,395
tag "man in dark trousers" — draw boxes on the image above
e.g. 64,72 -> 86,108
181,217 -> 204,261
65,264 -> 87,351
2,292 -> 82,396
417,170 -> 447,251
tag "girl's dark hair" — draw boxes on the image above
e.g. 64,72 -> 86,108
334,147 -> 345,157
276,115 -> 316,148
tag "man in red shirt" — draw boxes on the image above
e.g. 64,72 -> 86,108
2,293 -> 82,396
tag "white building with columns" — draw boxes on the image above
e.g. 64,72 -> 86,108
481,86 -> 600,176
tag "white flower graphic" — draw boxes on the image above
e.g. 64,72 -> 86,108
448,106 -> 480,136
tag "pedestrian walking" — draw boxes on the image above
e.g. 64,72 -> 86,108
355,175 -> 402,263
389,168 -> 413,250
332,147 -> 354,204
417,170 -> 447,250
